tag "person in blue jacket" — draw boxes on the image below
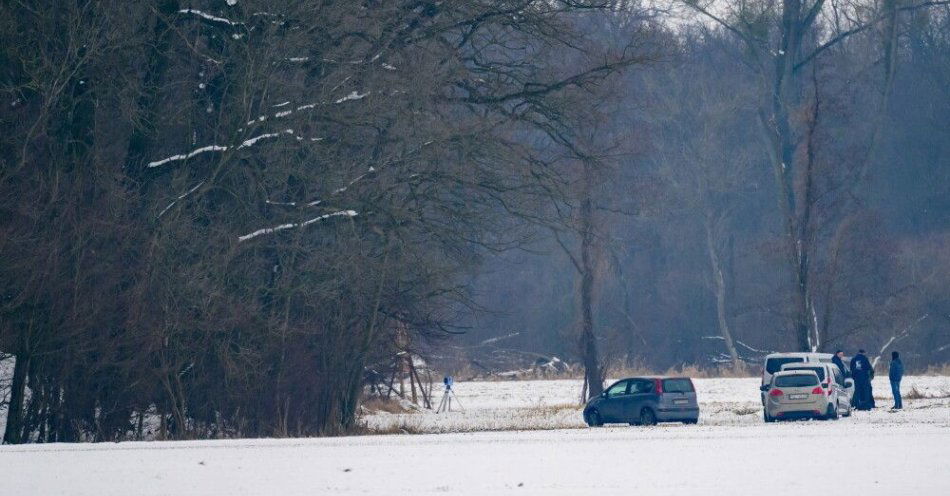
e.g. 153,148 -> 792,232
889,351 -> 904,410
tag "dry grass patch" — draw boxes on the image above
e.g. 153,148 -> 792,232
361,396 -> 414,414
609,362 -> 754,379
904,385 -> 950,400
730,405 -> 760,416
920,364 -> 950,376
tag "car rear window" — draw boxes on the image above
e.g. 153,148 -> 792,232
774,374 -> 819,387
662,379 -> 694,393
784,366 -> 825,381
766,357 -> 804,374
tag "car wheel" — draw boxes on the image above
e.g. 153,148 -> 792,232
843,402 -> 852,417
586,410 -> 603,427
682,419 -> 698,425
640,408 -> 657,426
825,404 -> 838,420
764,409 -> 774,423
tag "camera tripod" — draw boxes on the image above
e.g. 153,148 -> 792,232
435,386 -> 464,413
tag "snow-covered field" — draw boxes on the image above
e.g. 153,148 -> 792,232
362,375 -> 950,433
1,376 -> 948,495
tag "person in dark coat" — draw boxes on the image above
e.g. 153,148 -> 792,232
832,350 -> 849,378
889,351 -> 904,409
850,349 -> 875,410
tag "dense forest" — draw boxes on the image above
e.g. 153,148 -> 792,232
461,1 -> 950,375
1,0 -> 948,443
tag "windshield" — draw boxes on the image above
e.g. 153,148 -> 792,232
784,366 -> 825,381
766,357 -> 804,374
774,374 -> 819,387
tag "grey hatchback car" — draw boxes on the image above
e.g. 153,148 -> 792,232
584,377 -> 699,426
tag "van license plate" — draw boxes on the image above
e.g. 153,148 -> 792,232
673,399 -> 688,405
789,394 -> 807,400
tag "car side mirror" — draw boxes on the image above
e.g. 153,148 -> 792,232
601,391 -> 608,398
759,385 -> 770,392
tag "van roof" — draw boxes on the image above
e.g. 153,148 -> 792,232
765,352 -> 833,359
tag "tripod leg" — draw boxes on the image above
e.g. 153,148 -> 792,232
450,390 -> 464,411
436,391 -> 448,413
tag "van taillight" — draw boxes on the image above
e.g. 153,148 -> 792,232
811,387 -> 824,395
769,389 -> 783,396
655,379 -> 663,394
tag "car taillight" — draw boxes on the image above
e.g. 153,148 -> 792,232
812,387 -> 824,395
769,389 -> 783,396
655,379 -> 663,394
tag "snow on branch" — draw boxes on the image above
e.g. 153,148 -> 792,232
157,181 -> 205,219
479,332 -> 520,346
147,145 -> 228,168
245,91 -> 371,126
147,130 -> 293,168
265,166 -> 374,211
238,210 -> 358,242
334,91 -> 369,104
872,314 -> 929,367
736,340 -> 773,355
332,167 -> 375,194
238,130 -> 287,148
178,9 -> 243,27
266,197 -> 322,208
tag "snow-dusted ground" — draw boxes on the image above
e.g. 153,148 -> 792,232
1,376 -> 948,495
362,375 -> 950,433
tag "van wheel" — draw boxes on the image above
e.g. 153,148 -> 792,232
586,410 -> 603,427
682,419 -> 698,425
640,408 -> 657,426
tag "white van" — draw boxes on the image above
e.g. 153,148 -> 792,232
760,352 -> 834,403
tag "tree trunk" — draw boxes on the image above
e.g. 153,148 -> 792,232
578,163 -> 603,399
3,349 -> 30,444
759,0 -> 815,352
704,219 -> 740,367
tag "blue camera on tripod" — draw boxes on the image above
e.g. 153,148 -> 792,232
436,376 -> 462,413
